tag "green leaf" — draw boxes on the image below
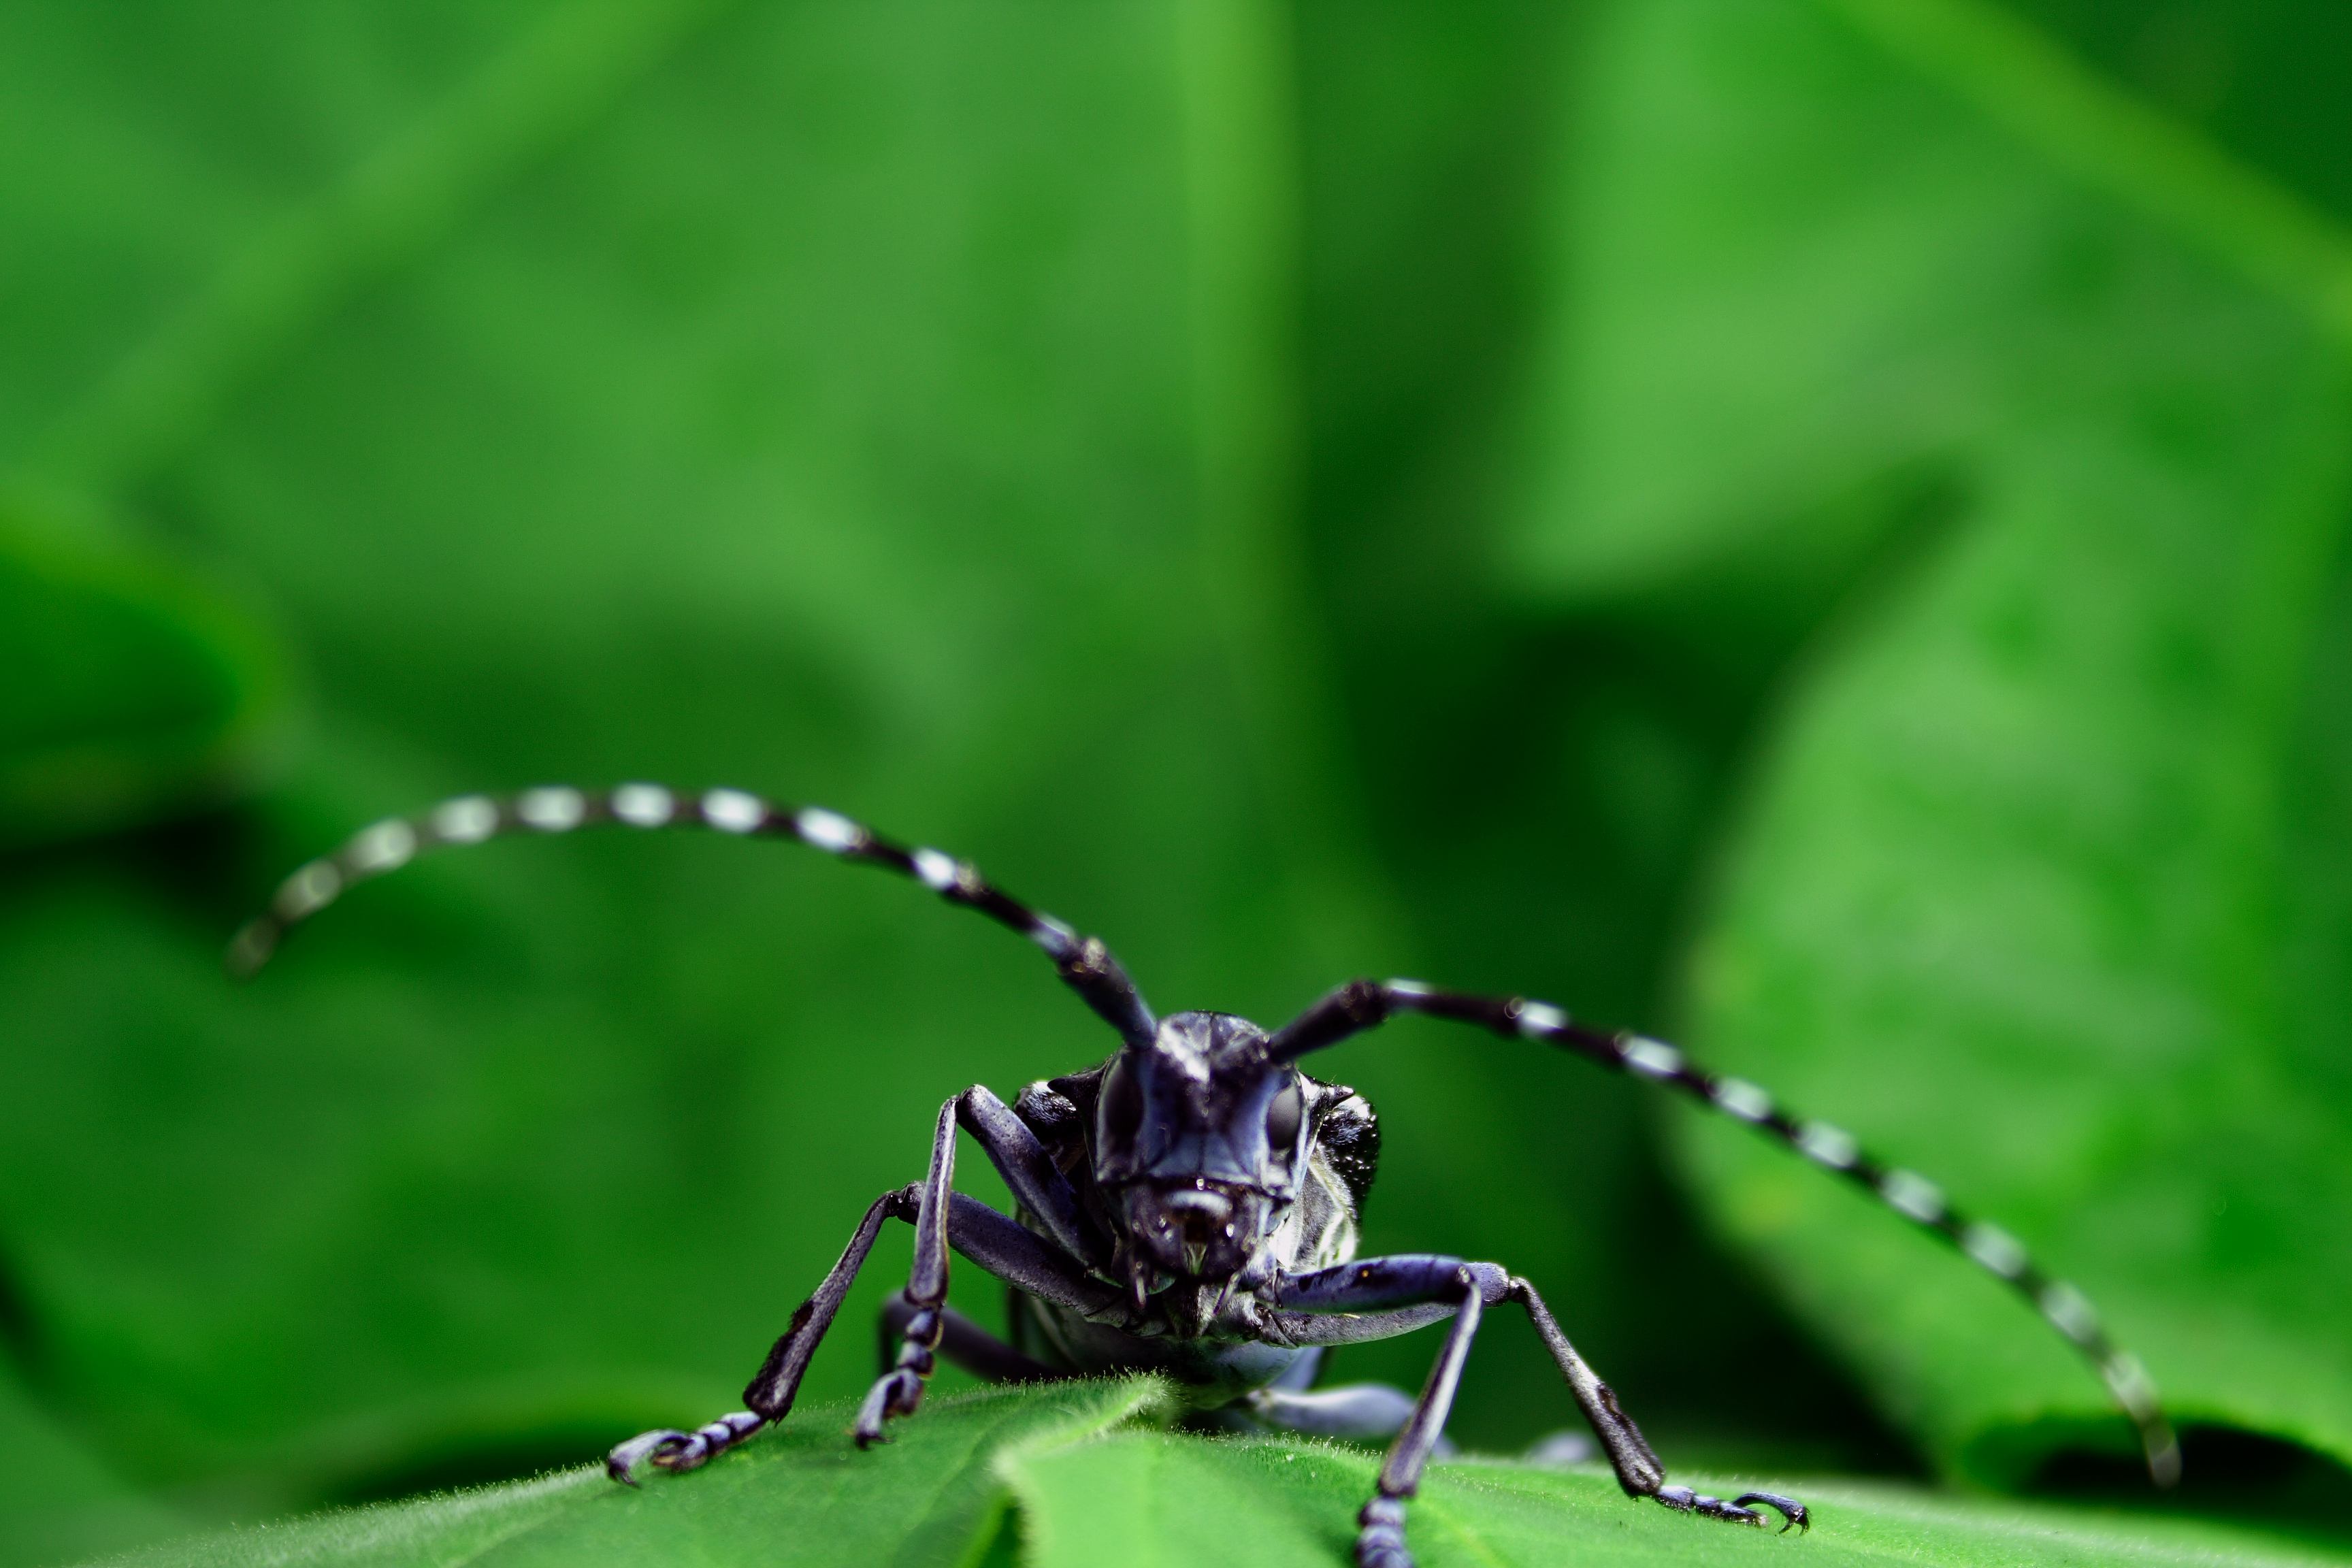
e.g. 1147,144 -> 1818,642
85,1379 -> 1165,1568
82,1382 -> 2352,1568
1011,1428 -> 2351,1567
1509,0 -> 2352,603
0,1355 -> 186,1568
0,512 -> 286,848
0,0 -> 1399,1519
1281,3 -> 1911,1468
1515,0 -> 2352,1482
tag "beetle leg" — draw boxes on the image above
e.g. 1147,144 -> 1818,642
606,1182 -> 919,1484
607,1172 -> 1111,1485
1733,1491 -> 1812,1532
1501,1275 -> 1665,1500
955,1084 -> 1107,1269
878,1290 -> 1060,1384
1247,1382 -> 1420,1441
855,1098 -> 962,1445
1510,1277 -> 1807,1531
856,1090 -> 1123,1445
605,1411 -> 762,1484
1264,1256 -> 1498,1568
1358,1269 -> 1482,1568
853,1193 -> 1117,1449
1273,1256 -> 1808,1564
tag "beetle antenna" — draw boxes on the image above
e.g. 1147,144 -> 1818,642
226,784 -> 1158,1049
1269,978 -> 2183,1487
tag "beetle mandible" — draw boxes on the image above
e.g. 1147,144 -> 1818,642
233,782 -> 2180,1567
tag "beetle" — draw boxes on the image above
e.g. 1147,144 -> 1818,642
232,782 -> 2179,1567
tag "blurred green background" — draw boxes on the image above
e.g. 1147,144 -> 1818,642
6,0 -> 2352,1561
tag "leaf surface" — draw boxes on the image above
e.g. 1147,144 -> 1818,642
1506,0 -> 2352,1482
84,1382 -> 2352,1568
0,0 -> 1362,1518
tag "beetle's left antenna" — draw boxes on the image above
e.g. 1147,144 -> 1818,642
227,783 -> 1158,1049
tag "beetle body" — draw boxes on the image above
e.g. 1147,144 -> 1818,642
999,1024 -> 1375,1403
232,782 -> 2184,1566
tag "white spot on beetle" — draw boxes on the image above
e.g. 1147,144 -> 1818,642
346,819 -> 416,875
2103,1352 -> 2161,1420
273,861 -> 342,920
517,786 -> 585,831
1961,1222 -> 2027,1279
1712,1077 -> 1771,1122
1516,1002 -> 1567,1036
913,848 -> 958,890
794,806 -> 861,851
1621,1036 -> 1683,1079
431,796 -> 498,843
702,789 -> 766,834
2040,1281 -> 2100,1344
611,783 -> 674,827
1879,1169 -> 1944,1223
1029,915 -> 1077,958
1797,1122 -> 1859,1169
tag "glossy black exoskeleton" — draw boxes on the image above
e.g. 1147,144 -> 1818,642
235,783 -> 2183,1566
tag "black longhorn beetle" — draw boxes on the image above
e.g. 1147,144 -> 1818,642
230,783 -> 2180,1567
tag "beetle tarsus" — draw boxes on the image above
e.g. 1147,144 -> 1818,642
1657,1484 -> 1753,1522
853,1367 -> 925,1446
604,1428 -> 685,1485
1735,1490 -> 1811,1532
606,1411 -> 762,1484
1354,1494 -> 1414,1568
1654,1482 -> 1808,1528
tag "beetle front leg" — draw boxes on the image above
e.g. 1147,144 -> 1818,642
1275,1256 -> 1808,1565
855,1096 -> 962,1443
857,1088 -> 1120,1446
1356,1269 -> 1483,1568
1271,1256 -> 1505,1568
608,1181 -> 919,1484
1507,1276 -> 1806,1532
879,1290 -> 1061,1384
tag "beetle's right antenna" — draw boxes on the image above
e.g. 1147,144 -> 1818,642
227,784 -> 1158,1050
1269,978 -> 2183,1487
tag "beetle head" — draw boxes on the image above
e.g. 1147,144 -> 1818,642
1092,1011 -> 1305,1282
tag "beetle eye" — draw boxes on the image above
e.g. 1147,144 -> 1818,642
1098,1055 -> 1144,1156
1264,1079 -> 1303,1157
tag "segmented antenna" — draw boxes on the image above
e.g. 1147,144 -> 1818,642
234,790 -> 2178,1484
1271,978 -> 2180,1485
227,783 -> 1157,1047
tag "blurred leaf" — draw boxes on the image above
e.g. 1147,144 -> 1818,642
1514,0 -> 2352,1484
84,1381 -> 2352,1568
0,1358 -> 185,1568
0,0 -> 1375,1518
1510,0 -> 2352,603
2000,0 -> 2352,231
0,514 -> 287,847
6,0 -> 729,497
1286,3 -> 1916,1471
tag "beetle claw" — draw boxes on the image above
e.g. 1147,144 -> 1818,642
606,1412 -> 762,1484
606,1428 -> 687,1485
1734,1491 -> 1810,1533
